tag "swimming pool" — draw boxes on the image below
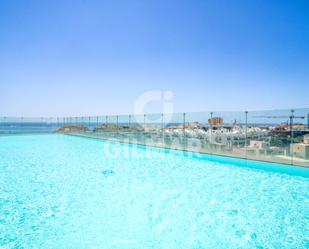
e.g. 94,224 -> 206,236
0,134 -> 308,248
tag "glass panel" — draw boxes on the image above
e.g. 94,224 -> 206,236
125,114 -> 144,145
4,108 -> 307,167
185,112 -> 212,154
291,108 -> 309,167
0,117 -> 59,134
115,114 -> 130,142
144,113 -> 164,148
209,111 -> 246,159
162,112 -> 185,151
247,109 -> 292,165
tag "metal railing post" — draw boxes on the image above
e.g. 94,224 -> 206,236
116,115 -> 119,132
245,111 -> 248,159
210,112 -> 213,145
161,113 -> 164,134
144,114 -> 146,131
128,115 -> 131,129
290,109 -> 294,165
183,113 -> 186,148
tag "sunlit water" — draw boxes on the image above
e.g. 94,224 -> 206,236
0,134 -> 308,249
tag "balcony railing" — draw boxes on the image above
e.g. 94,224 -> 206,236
1,108 -> 309,167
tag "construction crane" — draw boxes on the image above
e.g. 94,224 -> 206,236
253,109 -> 307,136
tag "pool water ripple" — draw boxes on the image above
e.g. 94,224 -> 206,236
0,134 -> 308,249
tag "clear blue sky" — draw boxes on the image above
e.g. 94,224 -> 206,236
0,0 -> 308,117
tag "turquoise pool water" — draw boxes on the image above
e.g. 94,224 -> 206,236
0,134 -> 308,249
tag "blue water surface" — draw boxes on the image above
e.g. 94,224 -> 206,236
0,134 -> 308,249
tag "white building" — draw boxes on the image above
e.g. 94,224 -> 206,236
291,135 -> 309,159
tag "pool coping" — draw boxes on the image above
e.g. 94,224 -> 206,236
64,132 -> 309,169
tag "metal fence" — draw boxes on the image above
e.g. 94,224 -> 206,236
1,108 -> 309,167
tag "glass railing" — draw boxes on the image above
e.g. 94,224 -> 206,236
0,117 -> 61,134
1,108 -> 308,167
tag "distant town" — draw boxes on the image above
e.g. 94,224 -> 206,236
57,114 -> 309,165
